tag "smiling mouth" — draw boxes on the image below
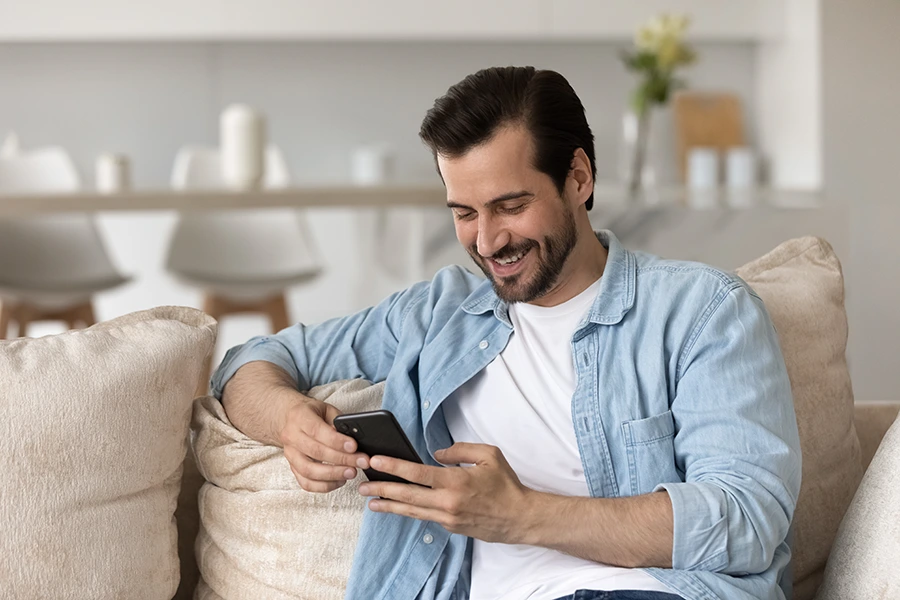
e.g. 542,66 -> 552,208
485,246 -> 532,277
492,249 -> 528,266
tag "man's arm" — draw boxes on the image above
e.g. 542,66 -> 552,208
356,443 -> 673,568
212,281 -> 435,492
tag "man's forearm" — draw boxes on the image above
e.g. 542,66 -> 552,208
519,489 -> 673,569
220,361 -> 307,446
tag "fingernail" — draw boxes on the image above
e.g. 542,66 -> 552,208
370,457 -> 383,469
369,499 -> 380,510
343,468 -> 356,479
358,484 -> 370,495
344,441 -> 355,452
357,457 -> 368,469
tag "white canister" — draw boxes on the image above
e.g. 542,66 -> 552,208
351,143 -> 395,185
95,153 -> 131,194
220,104 -> 266,190
726,147 -> 757,189
687,147 -> 719,190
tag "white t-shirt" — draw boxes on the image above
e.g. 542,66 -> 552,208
443,277 -> 675,600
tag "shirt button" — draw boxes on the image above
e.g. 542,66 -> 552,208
479,340 -> 489,350
423,534 -> 434,544
423,400 -> 430,410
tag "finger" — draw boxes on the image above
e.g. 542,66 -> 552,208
293,456 -> 358,482
323,403 -> 343,427
433,442 -> 497,465
294,435 -> 369,469
358,480 -> 438,508
367,497 -> 450,527
289,462 -> 347,493
298,408 -> 358,454
369,456 -> 438,487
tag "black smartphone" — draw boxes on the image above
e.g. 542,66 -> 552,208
333,409 -> 425,485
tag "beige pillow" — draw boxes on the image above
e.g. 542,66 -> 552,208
193,379 -> 384,600
736,237 -> 862,600
0,306 -> 216,600
815,413 -> 900,599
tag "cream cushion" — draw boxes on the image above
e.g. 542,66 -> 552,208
815,413 -> 900,599
736,237 -> 862,600
0,306 -> 216,600
193,379 -> 384,600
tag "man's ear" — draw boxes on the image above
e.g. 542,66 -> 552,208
567,148 -> 594,209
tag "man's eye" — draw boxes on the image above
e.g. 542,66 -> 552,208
502,204 -> 526,214
454,211 -> 476,221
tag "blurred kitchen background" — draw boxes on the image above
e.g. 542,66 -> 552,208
0,1 -> 897,403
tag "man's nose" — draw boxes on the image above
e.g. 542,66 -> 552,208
476,214 -> 509,258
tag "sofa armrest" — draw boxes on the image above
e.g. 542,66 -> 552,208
854,401 -> 900,471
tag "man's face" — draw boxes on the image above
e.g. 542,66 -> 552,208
438,126 -> 579,304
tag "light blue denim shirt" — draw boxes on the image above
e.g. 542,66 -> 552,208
211,230 -> 801,600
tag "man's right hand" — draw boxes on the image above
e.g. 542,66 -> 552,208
219,361 -> 370,494
278,397 -> 371,493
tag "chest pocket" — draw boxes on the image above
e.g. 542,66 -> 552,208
621,410 -> 682,496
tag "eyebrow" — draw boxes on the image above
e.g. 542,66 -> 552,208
446,191 -> 533,210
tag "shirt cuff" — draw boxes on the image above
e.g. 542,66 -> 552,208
209,336 -> 302,399
654,481 -> 729,572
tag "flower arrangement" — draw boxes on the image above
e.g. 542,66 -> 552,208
620,14 -> 697,195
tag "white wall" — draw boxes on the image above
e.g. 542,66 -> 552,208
820,0 -> 900,402
755,0 -> 821,189
0,41 -> 755,363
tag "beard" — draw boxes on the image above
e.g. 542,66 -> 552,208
467,202 -> 578,304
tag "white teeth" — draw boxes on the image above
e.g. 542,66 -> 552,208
495,250 -> 526,265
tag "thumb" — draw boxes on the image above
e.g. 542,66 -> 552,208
323,403 -> 343,427
434,442 -> 493,466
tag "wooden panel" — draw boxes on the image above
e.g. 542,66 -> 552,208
673,92 -> 746,181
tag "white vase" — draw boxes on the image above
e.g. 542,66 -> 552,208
220,104 -> 266,191
618,109 -> 660,199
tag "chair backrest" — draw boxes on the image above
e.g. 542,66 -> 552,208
166,146 -> 320,281
0,148 -> 123,290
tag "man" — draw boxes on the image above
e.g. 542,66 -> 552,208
213,67 -> 801,600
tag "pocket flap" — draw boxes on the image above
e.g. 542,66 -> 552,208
622,410 -> 676,446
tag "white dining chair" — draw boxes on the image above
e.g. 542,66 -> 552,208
0,146 -> 129,338
166,145 -> 323,388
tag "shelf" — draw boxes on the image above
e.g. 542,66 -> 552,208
0,184 -> 822,217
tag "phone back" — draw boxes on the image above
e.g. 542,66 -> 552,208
333,410 -> 423,485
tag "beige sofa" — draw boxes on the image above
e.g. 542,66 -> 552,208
165,401 -> 896,600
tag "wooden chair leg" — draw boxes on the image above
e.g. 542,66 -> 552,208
265,294 -> 291,333
76,301 -> 96,328
14,304 -> 34,338
0,301 -> 9,340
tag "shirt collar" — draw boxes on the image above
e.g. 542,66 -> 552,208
460,229 -> 636,326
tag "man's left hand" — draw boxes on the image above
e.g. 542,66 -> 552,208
357,442 -> 533,544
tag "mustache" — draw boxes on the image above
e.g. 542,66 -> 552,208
470,240 -> 537,261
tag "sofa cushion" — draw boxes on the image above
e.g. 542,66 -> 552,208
815,411 -> 900,599
736,237 -> 862,600
193,379 -> 383,600
0,306 -> 216,600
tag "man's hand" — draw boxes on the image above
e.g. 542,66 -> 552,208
279,398 -> 371,493
357,442 -> 533,543
221,362 -> 371,494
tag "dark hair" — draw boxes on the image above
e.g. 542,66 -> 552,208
419,66 -> 596,210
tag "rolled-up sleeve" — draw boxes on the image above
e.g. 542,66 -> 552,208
210,281 -> 431,398
654,283 -> 802,575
